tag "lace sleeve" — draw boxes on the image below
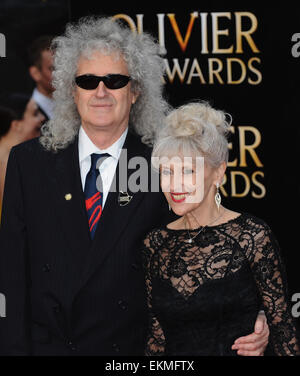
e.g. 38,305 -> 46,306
142,231 -> 166,356
245,221 -> 300,355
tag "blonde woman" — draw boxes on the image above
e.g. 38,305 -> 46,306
142,101 -> 299,356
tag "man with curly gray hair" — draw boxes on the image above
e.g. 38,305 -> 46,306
40,16 -> 169,151
0,16 -> 171,356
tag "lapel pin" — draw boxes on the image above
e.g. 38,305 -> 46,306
65,193 -> 72,201
118,191 -> 133,206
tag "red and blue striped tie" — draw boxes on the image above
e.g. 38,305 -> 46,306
84,153 -> 109,239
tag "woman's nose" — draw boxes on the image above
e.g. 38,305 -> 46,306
170,173 -> 185,193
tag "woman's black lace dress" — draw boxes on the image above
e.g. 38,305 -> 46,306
142,213 -> 299,356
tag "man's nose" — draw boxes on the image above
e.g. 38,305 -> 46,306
95,81 -> 108,97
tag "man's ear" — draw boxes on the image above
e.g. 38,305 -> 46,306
131,91 -> 139,105
29,65 -> 41,82
73,88 -> 78,104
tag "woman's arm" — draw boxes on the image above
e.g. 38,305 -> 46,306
246,221 -> 299,356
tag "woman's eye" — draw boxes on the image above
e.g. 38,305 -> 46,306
183,168 -> 194,174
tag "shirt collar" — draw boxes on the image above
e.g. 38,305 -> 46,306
32,88 -> 54,116
78,126 -> 128,163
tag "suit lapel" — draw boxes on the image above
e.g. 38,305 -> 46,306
75,131 -> 148,292
49,137 -> 92,274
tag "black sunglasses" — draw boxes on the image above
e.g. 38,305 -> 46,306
75,74 -> 131,90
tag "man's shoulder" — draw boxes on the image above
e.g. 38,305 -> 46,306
9,138 -> 47,164
10,137 -> 75,168
12,136 -> 74,157
124,130 -> 153,158
12,137 -> 43,154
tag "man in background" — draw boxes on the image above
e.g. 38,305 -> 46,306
28,35 -> 54,121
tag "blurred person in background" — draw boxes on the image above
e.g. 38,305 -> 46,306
28,35 -> 55,121
0,94 -> 45,218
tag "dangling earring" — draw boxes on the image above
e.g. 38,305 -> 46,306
168,203 -> 171,211
215,182 -> 221,211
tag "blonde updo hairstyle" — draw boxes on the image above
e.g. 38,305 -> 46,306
152,101 -> 231,169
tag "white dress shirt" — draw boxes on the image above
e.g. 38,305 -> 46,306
32,88 -> 54,119
78,126 -> 128,208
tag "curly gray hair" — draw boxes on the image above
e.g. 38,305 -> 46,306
40,16 -> 170,151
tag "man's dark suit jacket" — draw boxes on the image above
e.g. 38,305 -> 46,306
0,130 -> 170,355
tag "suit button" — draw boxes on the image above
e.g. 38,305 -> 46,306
112,343 -> 120,353
118,300 -> 127,310
42,264 -> 51,272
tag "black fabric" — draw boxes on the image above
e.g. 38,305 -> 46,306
142,213 -> 300,356
0,131 -> 171,356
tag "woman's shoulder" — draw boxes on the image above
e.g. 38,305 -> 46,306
236,212 -> 278,246
239,212 -> 272,232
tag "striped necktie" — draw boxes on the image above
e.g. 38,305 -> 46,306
84,153 -> 109,239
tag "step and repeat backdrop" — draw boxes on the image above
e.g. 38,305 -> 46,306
1,0 -> 300,327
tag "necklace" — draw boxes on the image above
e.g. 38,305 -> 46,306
184,209 -> 225,244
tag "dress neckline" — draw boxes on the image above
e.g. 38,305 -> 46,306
165,212 -> 244,232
